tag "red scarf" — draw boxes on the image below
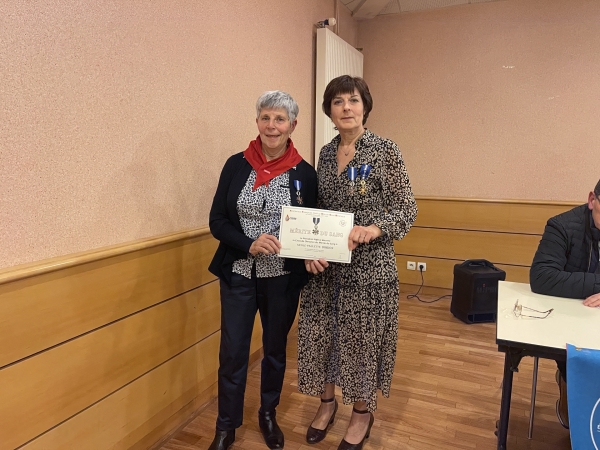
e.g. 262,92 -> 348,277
243,136 -> 303,190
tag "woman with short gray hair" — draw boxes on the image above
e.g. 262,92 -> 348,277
207,90 -> 317,450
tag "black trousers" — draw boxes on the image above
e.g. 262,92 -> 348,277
216,271 -> 300,431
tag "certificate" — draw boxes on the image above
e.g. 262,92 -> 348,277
278,206 -> 354,263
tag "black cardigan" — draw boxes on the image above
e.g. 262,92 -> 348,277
208,152 -> 318,286
530,204 -> 600,299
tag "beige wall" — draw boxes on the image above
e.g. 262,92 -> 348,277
337,0 -> 359,48
0,0 -> 337,270
8,0 -> 591,269
358,0 -> 600,202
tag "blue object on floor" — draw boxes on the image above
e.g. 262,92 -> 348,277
566,343 -> 600,449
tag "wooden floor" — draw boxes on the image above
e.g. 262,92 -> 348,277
159,292 -> 572,450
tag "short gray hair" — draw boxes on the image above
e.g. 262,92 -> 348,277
256,91 -> 299,123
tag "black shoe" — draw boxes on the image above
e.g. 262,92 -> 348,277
337,408 -> 374,450
258,410 -> 284,449
306,397 -> 338,444
208,429 -> 235,450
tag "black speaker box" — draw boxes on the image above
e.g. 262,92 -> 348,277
451,260 -> 506,324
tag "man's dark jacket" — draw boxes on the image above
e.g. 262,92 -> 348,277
208,152 -> 318,287
530,204 -> 600,298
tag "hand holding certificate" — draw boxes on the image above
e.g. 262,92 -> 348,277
278,206 -> 354,263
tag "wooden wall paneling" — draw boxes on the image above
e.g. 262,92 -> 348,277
395,256 -> 530,289
0,281 -> 221,450
0,231 -> 218,369
393,198 -> 566,289
394,227 -> 541,266
413,198 -> 576,233
21,332 -> 222,450
20,317 -> 265,450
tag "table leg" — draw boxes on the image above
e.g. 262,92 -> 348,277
497,351 -> 515,450
527,356 -> 539,439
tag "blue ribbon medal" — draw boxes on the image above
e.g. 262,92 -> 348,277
294,180 -> 303,205
312,217 -> 320,235
347,167 -> 358,195
359,164 -> 372,195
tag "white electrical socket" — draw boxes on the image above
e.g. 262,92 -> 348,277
407,261 -> 416,270
418,262 -> 427,272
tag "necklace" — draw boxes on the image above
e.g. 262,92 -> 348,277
339,130 -> 365,157
341,147 -> 351,157
339,145 -> 354,157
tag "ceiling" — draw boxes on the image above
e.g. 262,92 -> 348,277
341,0 -> 503,19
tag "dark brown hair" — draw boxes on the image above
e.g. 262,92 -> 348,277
595,179 -> 600,197
322,75 -> 373,125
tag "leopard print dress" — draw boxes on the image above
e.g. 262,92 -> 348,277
298,129 -> 417,412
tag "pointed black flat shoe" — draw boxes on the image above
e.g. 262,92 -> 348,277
337,407 -> 374,450
306,397 -> 338,444
208,428 -> 235,450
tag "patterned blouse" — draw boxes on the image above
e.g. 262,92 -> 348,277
232,170 -> 291,278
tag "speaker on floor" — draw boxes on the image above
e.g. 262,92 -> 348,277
451,259 -> 506,324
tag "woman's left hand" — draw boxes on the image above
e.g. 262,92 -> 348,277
348,224 -> 382,250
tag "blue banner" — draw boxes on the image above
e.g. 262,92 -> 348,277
567,343 -> 600,449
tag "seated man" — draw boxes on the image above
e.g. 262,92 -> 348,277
530,179 -> 600,429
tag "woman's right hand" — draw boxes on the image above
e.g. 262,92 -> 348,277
249,234 -> 281,256
304,258 -> 329,274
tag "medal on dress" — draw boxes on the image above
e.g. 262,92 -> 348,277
312,217 -> 320,235
294,180 -> 303,205
347,167 -> 358,195
359,164 -> 372,195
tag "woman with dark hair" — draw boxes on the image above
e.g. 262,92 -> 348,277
208,90 -> 317,450
298,76 -> 417,450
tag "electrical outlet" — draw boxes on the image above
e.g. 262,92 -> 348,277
418,262 -> 427,272
407,261 -> 416,270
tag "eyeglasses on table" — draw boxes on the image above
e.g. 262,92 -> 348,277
512,299 -> 554,319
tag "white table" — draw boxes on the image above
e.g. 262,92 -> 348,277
495,281 -> 600,450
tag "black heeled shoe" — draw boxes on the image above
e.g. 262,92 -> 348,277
208,429 -> 235,450
337,407 -> 374,450
258,410 -> 284,449
306,397 -> 338,444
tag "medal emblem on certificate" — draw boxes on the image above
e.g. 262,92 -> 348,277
294,180 -> 303,205
347,167 -> 358,195
358,164 -> 372,195
312,217 -> 320,235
